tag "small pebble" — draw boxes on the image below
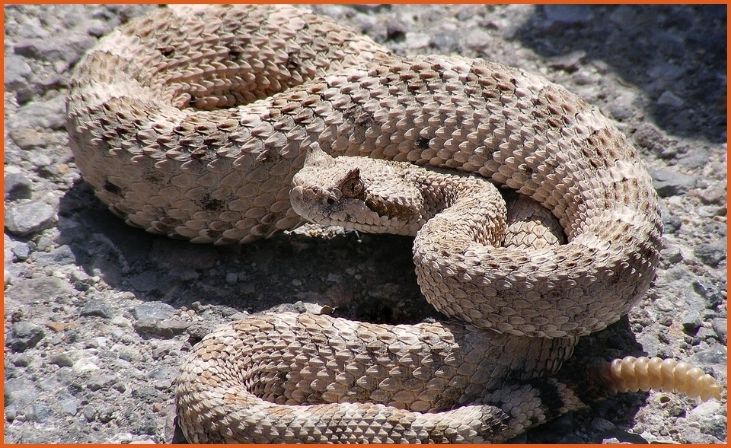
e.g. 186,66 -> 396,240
4,171 -> 33,201
681,309 -> 701,334
87,374 -> 117,391
83,405 -> 97,422
81,301 -> 113,319
133,319 -> 190,339
8,321 -> 45,352
5,405 -> 17,423
59,397 -> 79,416
11,242 -> 31,262
49,352 -> 75,368
72,357 -> 99,373
711,318 -> 726,343
696,185 -> 725,205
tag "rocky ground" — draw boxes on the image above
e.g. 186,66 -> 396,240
3,4 -> 726,444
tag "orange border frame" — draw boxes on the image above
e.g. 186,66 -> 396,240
0,1 -> 728,447
2,0 -> 730,4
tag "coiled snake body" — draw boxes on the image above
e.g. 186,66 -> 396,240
66,4 -> 719,443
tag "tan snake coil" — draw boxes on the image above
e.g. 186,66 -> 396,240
65,4 -> 720,443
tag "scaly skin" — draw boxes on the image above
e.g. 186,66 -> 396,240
61,4 -> 700,444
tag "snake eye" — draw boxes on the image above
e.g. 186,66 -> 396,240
342,179 -> 363,197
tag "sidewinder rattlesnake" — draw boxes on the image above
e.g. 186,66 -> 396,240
65,4 -> 721,443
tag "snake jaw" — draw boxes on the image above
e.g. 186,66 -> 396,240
290,183 -> 414,235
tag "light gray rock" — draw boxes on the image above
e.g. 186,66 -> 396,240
14,95 -> 66,130
59,397 -> 80,416
659,245 -> 683,265
117,347 -> 141,363
547,50 -> 586,73
404,31 -> 430,50
464,28 -> 491,51
4,377 -> 38,410
82,405 -> 97,422
87,373 -> 118,391
81,301 -> 113,319
14,31 -> 96,66
429,32 -> 458,53
12,354 -> 32,367
650,168 -> 696,197
5,276 -> 74,304
11,241 -> 31,261
29,245 -> 76,265
4,200 -> 57,236
688,401 -> 726,438
96,404 -> 116,424
5,405 -> 17,423
72,356 -> 100,374
132,301 -> 175,321
677,146 -> 711,170
8,127 -> 48,150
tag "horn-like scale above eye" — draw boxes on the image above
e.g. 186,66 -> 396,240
339,168 -> 365,199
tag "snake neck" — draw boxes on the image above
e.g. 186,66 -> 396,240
402,166 -> 508,247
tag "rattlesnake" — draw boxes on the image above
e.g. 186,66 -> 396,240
65,4 -> 721,443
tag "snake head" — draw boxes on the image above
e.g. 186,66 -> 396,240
290,147 -> 425,235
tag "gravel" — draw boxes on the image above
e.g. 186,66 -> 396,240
3,4 -> 726,444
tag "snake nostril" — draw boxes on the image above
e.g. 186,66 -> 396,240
326,197 -> 335,205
